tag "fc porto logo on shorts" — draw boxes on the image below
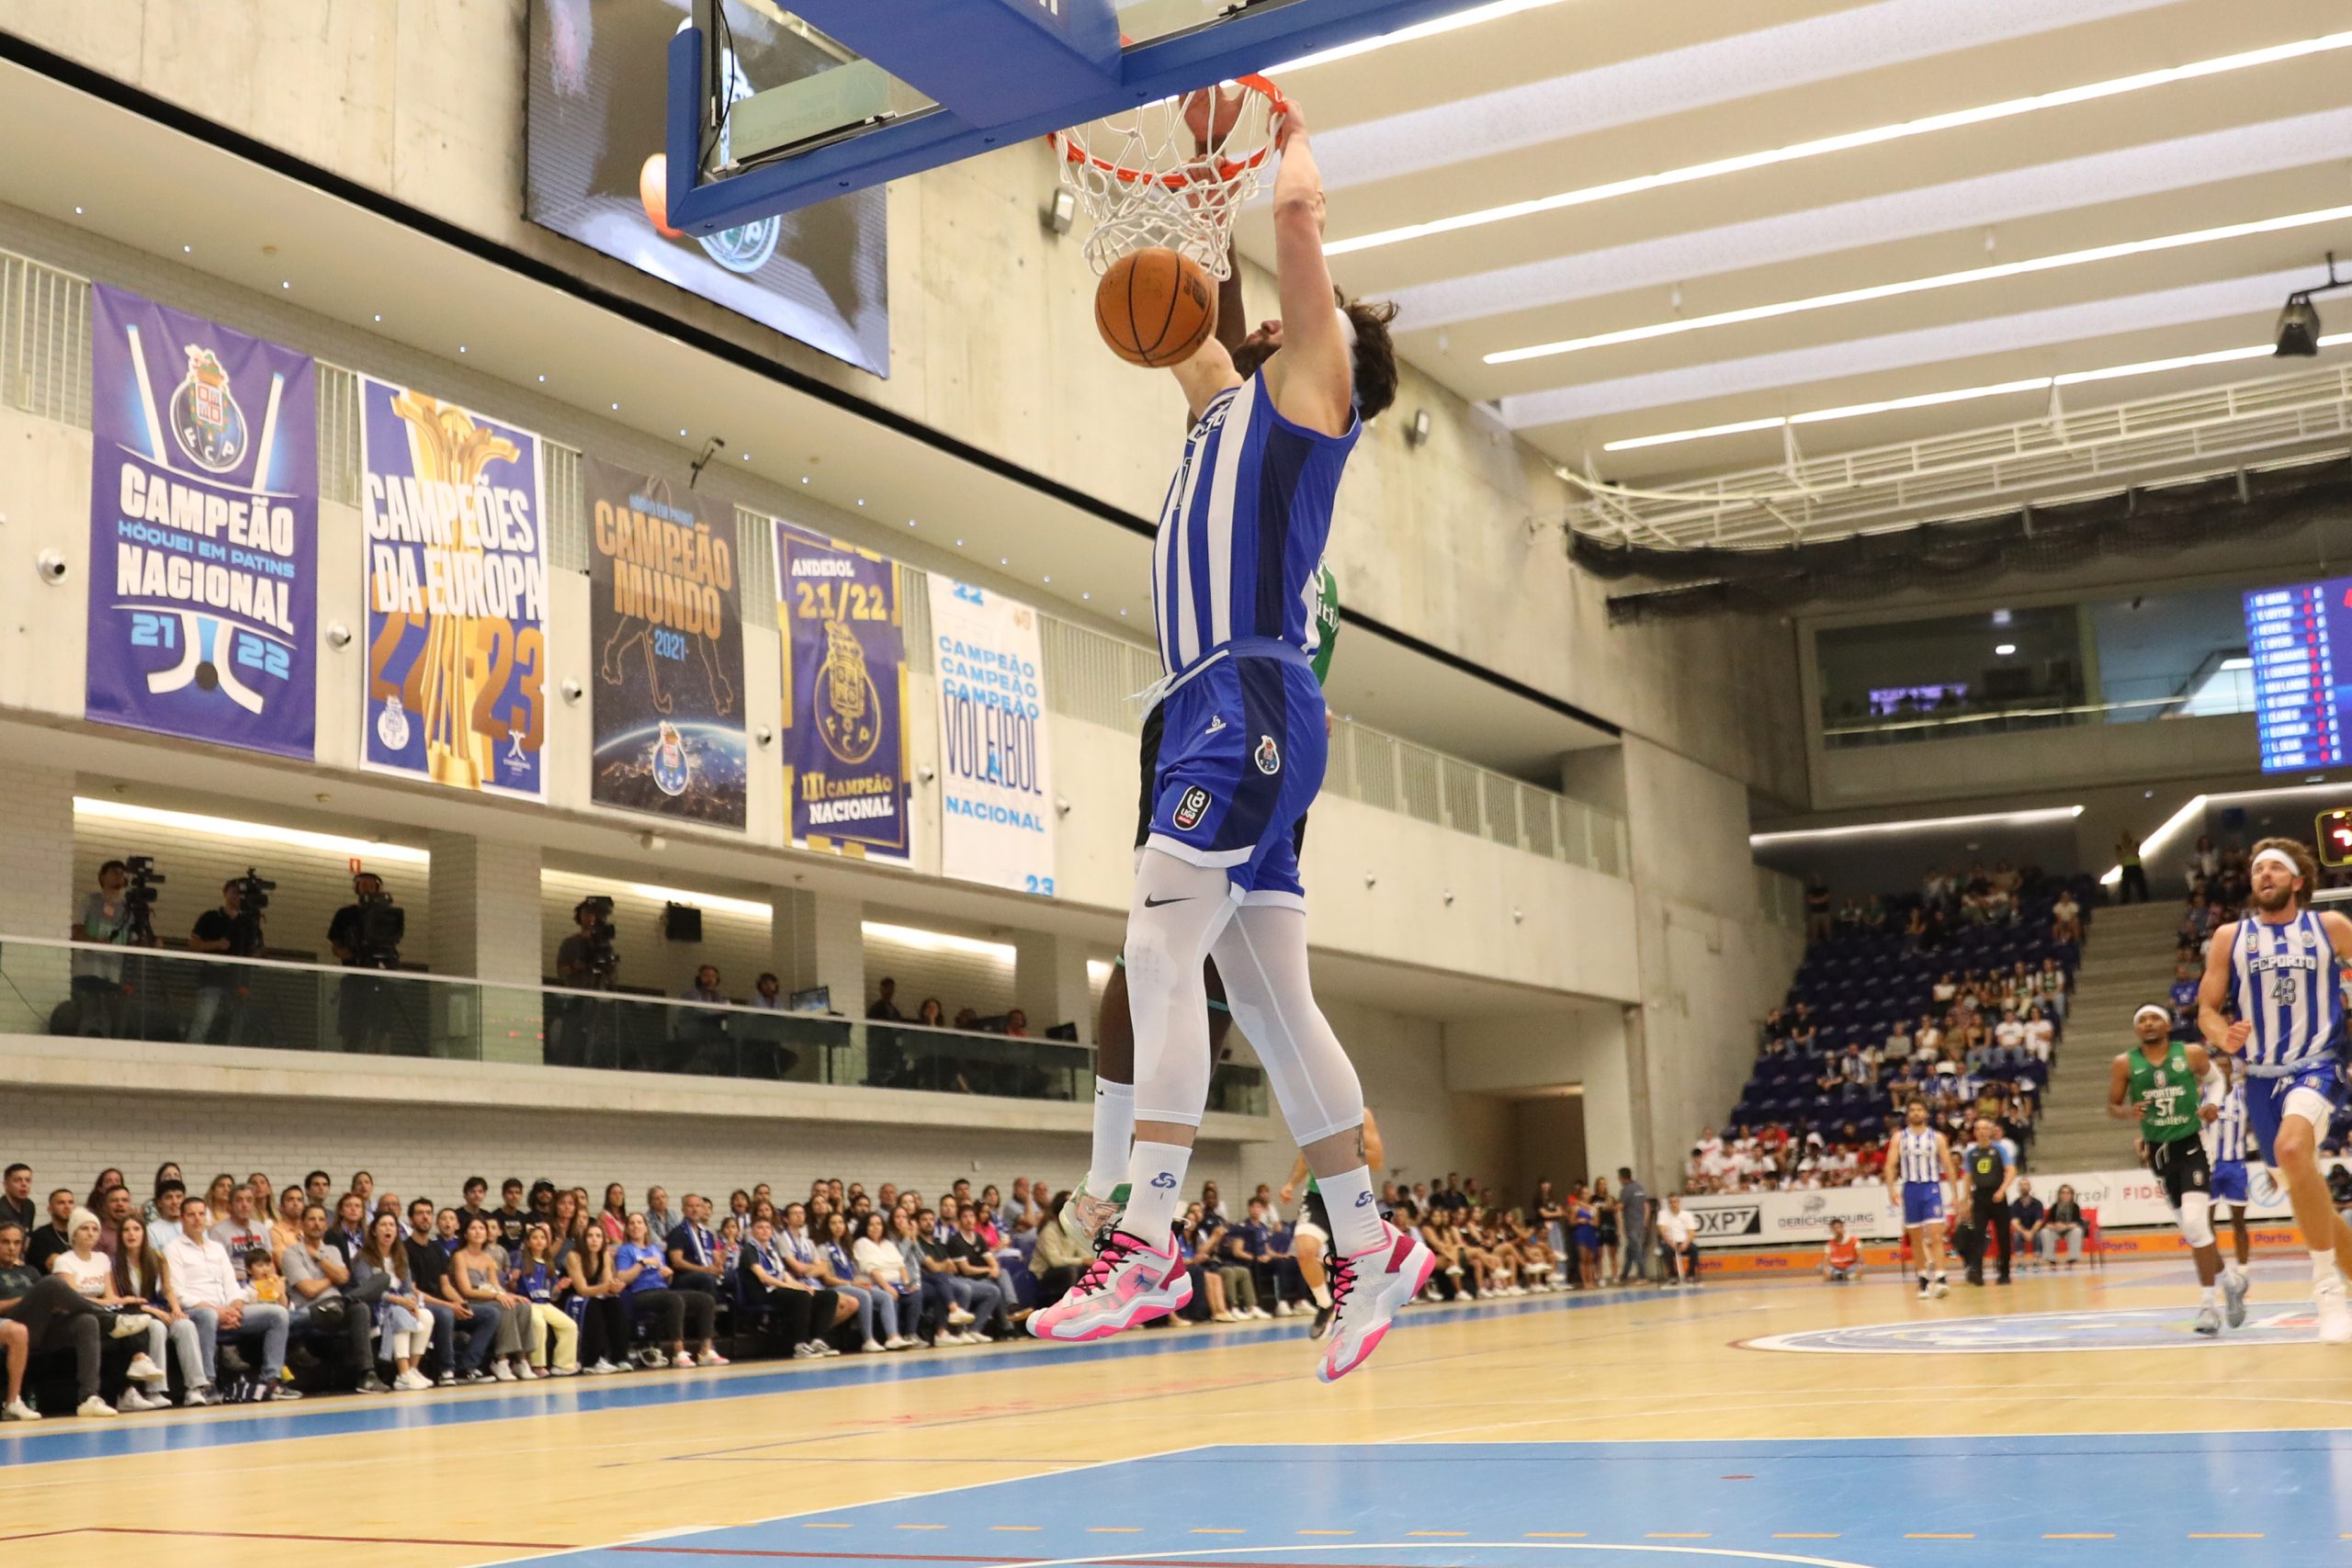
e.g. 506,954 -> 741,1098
651,720 -> 690,797
170,342 -> 247,473
1173,785 -> 1212,831
376,694 -> 411,753
1254,735 -> 1281,775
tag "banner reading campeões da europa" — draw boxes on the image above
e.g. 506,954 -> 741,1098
584,456 -> 746,828
925,576 -> 1057,897
359,377 -> 548,800
85,285 -> 317,759
775,518 -> 908,861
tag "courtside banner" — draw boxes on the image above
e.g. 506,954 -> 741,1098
925,575 -> 1057,897
1679,1164 -> 2302,1247
85,285 -> 317,759
775,518 -> 909,861
359,378 -> 548,799
584,456 -> 747,828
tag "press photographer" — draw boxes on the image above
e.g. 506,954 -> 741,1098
328,873 -> 407,1054
549,896 -> 620,1068
68,857 -> 160,1038
187,871 -> 272,1045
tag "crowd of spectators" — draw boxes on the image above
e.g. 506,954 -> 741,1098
1703,868 -> 2093,1192
0,1156 -> 1641,1420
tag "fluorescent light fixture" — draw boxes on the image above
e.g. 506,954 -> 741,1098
1493,205 -> 2352,366
542,870 -> 771,920
2219,657 -> 2254,670
1749,805 -> 2082,847
1267,0 -> 1571,73
74,797 -> 430,864
1602,334 -> 2352,453
862,920 -> 1015,963
1327,29 -> 2352,257
1995,643 -> 2018,656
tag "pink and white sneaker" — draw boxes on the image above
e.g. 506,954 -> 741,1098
1027,1228 -> 1192,1342
1317,1222 -> 1436,1383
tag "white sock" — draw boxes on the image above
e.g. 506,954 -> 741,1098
1308,1281 -> 1332,1309
2199,1285 -> 2216,1307
1120,1141 -> 1191,1246
1088,1078 -> 1135,1194
1317,1166 -> 1385,1258
2313,1250 -> 2340,1290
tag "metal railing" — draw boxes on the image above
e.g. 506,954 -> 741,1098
0,936 -> 1269,1116
6,243 -> 1625,882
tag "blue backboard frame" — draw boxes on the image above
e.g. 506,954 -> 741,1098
665,0 -> 1478,235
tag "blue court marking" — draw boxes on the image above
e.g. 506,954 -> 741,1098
0,1285 -> 1660,1467
517,1438 -> 2352,1567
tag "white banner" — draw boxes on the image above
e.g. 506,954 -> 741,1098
926,576 -> 1057,897
1678,1162 -> 2314,1247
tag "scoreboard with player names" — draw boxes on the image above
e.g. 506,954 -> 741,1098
2245,581 -> 2349,772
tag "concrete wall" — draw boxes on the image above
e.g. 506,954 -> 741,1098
0,2 -> 1809,804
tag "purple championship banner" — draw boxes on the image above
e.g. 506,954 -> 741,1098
85,285 -> 317,759
358,377 -> 548,800
775,517 -> 909,861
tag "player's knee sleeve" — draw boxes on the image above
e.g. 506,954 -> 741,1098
1214,904 -> 1364,1145
2178,1191 -> 2214,1248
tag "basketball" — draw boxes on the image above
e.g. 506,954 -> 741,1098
1095,246 -> 1216,368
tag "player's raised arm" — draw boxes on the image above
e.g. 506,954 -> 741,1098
2199,925 -> 2248,1055
1263,105 -> 1352,436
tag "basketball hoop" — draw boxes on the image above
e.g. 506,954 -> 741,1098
1052,76 -> 1284,279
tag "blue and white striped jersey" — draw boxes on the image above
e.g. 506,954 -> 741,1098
1895,1126 -> 1943,1184
1151,373 -> 1359,678
2209,1073 -> 2249,1164
2228,909 -> 2346,1074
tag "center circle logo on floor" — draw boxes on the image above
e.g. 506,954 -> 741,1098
1745,1304 -> 2321,1354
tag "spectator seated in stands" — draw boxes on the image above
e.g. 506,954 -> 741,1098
662,1194 -> 729,1367
615,1211 -> 717,1370
1657,1197 -> 1700,1287
282,1202 -> 385,1394
0,1218 -> 121,1419
350,1210 -> 435,1390
2041,1185 -> 2086,1269
164,1196 -> 288,1404
854,1212 -> 924,1335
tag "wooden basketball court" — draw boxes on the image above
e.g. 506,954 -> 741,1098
7,1260 -> 2350,1568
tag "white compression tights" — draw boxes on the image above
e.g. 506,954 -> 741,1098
1209,901 -> 1365,1146
1126,852 -> 1240,1129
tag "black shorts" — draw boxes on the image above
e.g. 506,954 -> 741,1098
1136,700 -> 1308,857
1304,1189 -> 1331,1237
2148,1135 -> 2212,1208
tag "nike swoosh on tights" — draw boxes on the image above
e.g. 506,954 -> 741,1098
1143,895 -> 1193,908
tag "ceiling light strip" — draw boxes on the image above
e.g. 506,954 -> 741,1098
1750,805 -> 2083,846
1603,335 -> 2351,453
73,796 -> 431,864
1326,30 -> 2352,258
1493,205 -> 2352,366
1264,0 -> 1573,73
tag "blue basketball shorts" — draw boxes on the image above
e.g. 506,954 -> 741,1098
2245,1058 -> 2343,1166
1901,1180 -> 1945,1229
1144,650 -> 1325,905
2210,1158 -> 2248,1206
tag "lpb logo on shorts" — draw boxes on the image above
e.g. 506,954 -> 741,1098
1173,786 -> 1212,831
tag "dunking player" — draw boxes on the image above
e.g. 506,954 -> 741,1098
1883,1098 -> 1954,1299
2109,1004 -> 2229,1334
2206,1049 -> 2255,1323
2198,838 -> 2352,1340
1032,100 -> 1431,1381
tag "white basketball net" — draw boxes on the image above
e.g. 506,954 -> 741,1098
1052,79 -> 1283,279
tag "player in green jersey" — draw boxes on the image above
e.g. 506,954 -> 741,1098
2109,1003 -> 2229,1335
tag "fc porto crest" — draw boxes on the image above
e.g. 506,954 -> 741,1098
1253,734 -> 1282,775
376,694 -> 411,753
651,719 -> 690,796
815,615 -> 882,765
171,342 -> 247,473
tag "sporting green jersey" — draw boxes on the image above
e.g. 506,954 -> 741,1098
1306,563 -> 1340,685
2127,1041 -> 2200,1144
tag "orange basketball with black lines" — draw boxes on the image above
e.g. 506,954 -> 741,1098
1096,246 -> 1216,368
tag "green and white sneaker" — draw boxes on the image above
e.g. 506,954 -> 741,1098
1061,1179 -> 1130,1254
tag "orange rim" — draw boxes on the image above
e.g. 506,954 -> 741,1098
1058,75 -> 1284,192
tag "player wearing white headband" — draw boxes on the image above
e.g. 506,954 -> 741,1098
2197,836 -> 2352,1341
2110,1002 -> 2230,1334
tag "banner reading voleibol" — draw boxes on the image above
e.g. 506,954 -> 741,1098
359,377 -> 548,799
926,576 -> 1057,897
85,285 -> 317,759
584,456 -> 747,828
775,518 -> 908,860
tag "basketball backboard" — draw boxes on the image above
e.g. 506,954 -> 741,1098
662,0 -> 1473,235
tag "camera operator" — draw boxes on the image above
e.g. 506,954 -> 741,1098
550,897 -> 618,1068
69,858 -> 158,1038
328,873 -> 406,1054
187,874 -> 270,1044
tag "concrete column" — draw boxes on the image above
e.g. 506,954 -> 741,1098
426,830 -> 543,1065
772,889 -> 864,1015
1014,931 -> 1091,1041
0,761 -> 75,1032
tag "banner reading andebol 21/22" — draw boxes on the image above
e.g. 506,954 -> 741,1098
584,455 -> 747,828
85,285 -> 318,760
359,377 -> 548,800
775,518 -> 908,861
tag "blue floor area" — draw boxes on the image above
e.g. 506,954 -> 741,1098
0,1285 -> 1654,1467
527,1439 -> 2352,1566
